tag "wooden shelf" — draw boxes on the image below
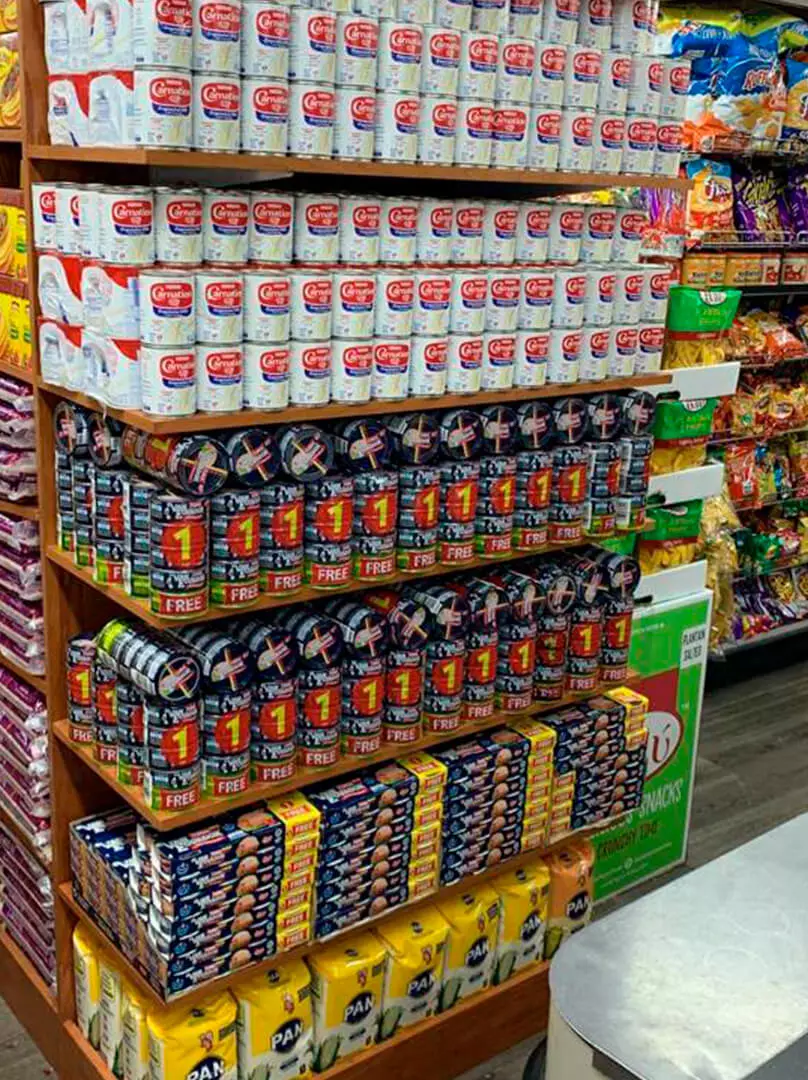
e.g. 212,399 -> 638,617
39,374 -> 673,436
0,129 -> 22,143
28,145 -> 692,191
53,671 -> 630,829
0,650 -> 47,695
0,930 -> 60,1069
62,1022 -> 117,1080
0,358 -> 33,383
0,802 -> 50,870
0,497 -> 38,520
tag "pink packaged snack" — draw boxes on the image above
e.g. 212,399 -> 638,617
0,375 -> 34,415
0,512 -> 39,553
0,668 -> 46,724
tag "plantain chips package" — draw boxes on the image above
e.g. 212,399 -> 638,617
651,398 -> 718,475
637,500 -> 705,575
663,286 -> 741,368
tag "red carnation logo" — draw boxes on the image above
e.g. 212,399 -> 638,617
201,80 -> 239,112
503,42 -> 534,72
432,102 -> 457,131
394,99 -> 419,130
342,344 -> 372,372
456,207 -> 483,233
639,325 -> 664,348
39,190 -> 56,218
431,206 -> 452,233
156,0 -> 192,30
419,278 -> 451,304
389,205 -> 417,232
658,123 -> 683,149
573,49 -> 601,78
211,200 -> 247,228
589,330 -> 610,355
160,352 -> 194,379
302,280 -> 332,306
305,202 -> 338,230
562,330 -> 582,358
469,36 -> 497,68
167,199 -> 201,228
353,204 -> 379,231
302,345 -> 330,372
526,207 -> 550,232
199,1 -> 239,33
424,340 -> 447,365
253,200 -> 291,230
615,327 -> 638,350
459,339 -> 482,363
302,90 -> 334,120
559,209 -> 583,233
600,117 -> 624,143
253,84 -> 288,116
255,7 -> 289,41
207,350 -> 242,376
260,347 -> 289,375
494,108 -> 527,137
340,278 -> 375,305
206,280 -> 242,307
466,105 -> 493,134
494,208 -> 517,235
565,274 -> 586,300
307,14 -> 335,46
621,212 -> 647,236
612,56 -> 632,85
386,279 -> 414,305
112,200 -> 152,227
540,46 -> 565,74
536,111 -> 561,139
589,210 -> 616,234
525,275 -> 552,301
390,26 -> 422,56
488,336 -> 515,361
670,63 -> 689,92
151,282 -> 193,308
345,20 -> 377,51
374,342 -> 409,368
460,277 -> 486,302
351,95 -> 375,125
524,333 -> 549,359
430,31 -> 460,63
648,61 -> 663,92
257,279 -> 290,306
627,119 -> 657,145
492,276 -> 520,301
571,113 -> 593,140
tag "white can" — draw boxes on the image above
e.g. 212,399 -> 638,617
289,339 -> 331,405
518,268 -> 553,329
578,324 -> 610,381
288,7 -> 336,82
609,324 -> 637,377
331,339 -> 373,401
243,341 -> 290,409
241,78 -> 289,153
497,37 -> 535,103
598,50 -> 630,113
294,193 -> 340,263
141,346 -> 197,415
581,204 -> 616,262
457,31 -> 497,99
333,86 -> 376,160
371,337 -> 410,399
413,270 -> 452,335
339,196 -> 381,263
514,329 -> 548,386
546,326 -> 580,384
434,0 -> 472,31
416,198 -> 453,263
409,335 -> 448,396
377,20 -> 423,91
446,333 -> 482,392
558,107 -> 593,172
611,0 -> 653,53
241,2 -> 290,78
196,343 -> 244,411
399,0 -> 432,22
582,266 -> 614,325
193,0 -> 242,72
82,262 -> 140,337
132,68 -> 193,148
79,186 -> 104,261
482,201 -> 517,264
486,269 -> 520,331
289,270 -> 332,340
449,269 -> 487,333
374,271 -> 415,336
193,73 -> 240,151
515,202 -> 550,262
421,27 -> 461,95
612,207 -> 647,262
660,56 -> 690,121
612,266 -> 643,324
546,202 -> 583,263
380,197 -> 418,264
563,45 -> 601,109
640,264 -> 670,322
623,115 -> 656,174
481,332 -> 515,389
55,183 -> 81,255
155,187 -> 203,265
577,0 -> 612,48
203,189 -> 249,264
540,0 -> 579,45
31,183 -> 58,252
248,190 -> 293,263
134,0 -> 193,67
532,43 -> 566,105
635,322 -> 663,373
196,269 -> 244,343
654,121 -> 683,177
626,55 -> 662,116
287,83 -> 336,157
471,0 -> 507,35
336,14 -> 378,87
550,266 -> 586,328
508,0 -> 541,38
454,98 -> 494,165
332,270 -> 376,339
452,200 -> 484,263
492,103 -> 529,168
243,268 -> 291,342
418,95 -> 457,163
374,91 -> 419,162
592,111 -> 624,174
140,269 -> 195,346
98,187 -> 155,265
528,106 -> 561,170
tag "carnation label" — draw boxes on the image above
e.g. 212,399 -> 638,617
142,346 -> 196,415
533,44 -> 566,105
422,28 -> 461,95
248,191 -> 293,262
288,84 -> 335,158
203,190 -> 249,263
529,106 -> 561,169
156,188 -> 203,264
193,74 -> 240,151
134,69 -> 192,148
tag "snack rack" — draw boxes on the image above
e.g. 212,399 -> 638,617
0,3 -> 693,1078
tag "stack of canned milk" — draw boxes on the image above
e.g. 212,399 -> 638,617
32,181 -> 669,415
42,0 -> 687,175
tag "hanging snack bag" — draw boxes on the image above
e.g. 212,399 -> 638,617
637,499 -> 705,575
663,286 -> 740,369
684,158 -> 733,244
650,398 -> 718,475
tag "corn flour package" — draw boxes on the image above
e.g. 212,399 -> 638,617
491,860 -> 551,983
147,991 -> 238,1080
99,953 -> 125,1077
73,923 -> 102,1051
434,886 -> 500,1011
309,933 -> 386,1072
375,906 -> 449,1040
544,840 -> 595,960
122,986 -> 150,1080
235,958 -> 313,1080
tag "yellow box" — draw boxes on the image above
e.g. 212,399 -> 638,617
606,687 -> 649,726
508,717 -> 556,754
410,824 -> 442,860
626,727 -> 648,751
268,791 -> 321,838
399,751 -> 448,797
281,865 -> 316,893
277,922 -> 311,952
408,851 -> 439,881
414,801 -> 443,830
407,875 -> 437,899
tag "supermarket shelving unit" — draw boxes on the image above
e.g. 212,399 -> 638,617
2,1 -> 692,1075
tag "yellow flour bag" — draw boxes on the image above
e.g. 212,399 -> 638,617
544,839 -> 595,960
122,986 -> 150,1080
375,905 -> 449,1039
235,958 -> 313,1080
73,923 -> 102,1051
99,953 -> 125,1077
147,991 -> 238,1080
434,886 -> 500,1011
491,860 -> 551,983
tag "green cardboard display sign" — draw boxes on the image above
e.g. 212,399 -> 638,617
593,589 -> 712,900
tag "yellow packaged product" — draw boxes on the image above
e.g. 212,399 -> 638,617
99,952 -> 125,1077
147,991 -> 238,1080
681,253 -> 726,287
0,33 -> 18,130
605,687 -> 649,728
73,923 -> 102,1051
235,957 -> 313,1080
491,860 -> 551,982
434,886 -> 499,1010
723,252 -> 763,287
309,932 -> 386,1071
268,792 -> 320,839
544,840 -> 595,959
398,752 -> 447,804
122,986 -> 149,1080
375,905 -> 449,1039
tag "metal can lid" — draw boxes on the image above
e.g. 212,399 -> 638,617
386,412 -> 440,465
278,425 -> 335,482
224,428 -> 281,487
479,404 -> 518,455
621,390 -> 657,436
516,401 -> 555,450
88,412 -> 124,468
54,401 -> 90,457
333,418 -> 392,473
166,435 -> 230,496
439,409 -> 483,461
551,397 -> 590,445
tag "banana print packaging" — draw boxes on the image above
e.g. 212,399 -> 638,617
122,986 -> 150,1080
375,906 -> 449,1040
434,886 -> 500,1011
309,933 -> 386,1072
147,991 -> 238,1080
235,957 -> 313,1080
491,860 -> 551,983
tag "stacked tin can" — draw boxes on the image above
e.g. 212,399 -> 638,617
592,548 -> 640,685
406,584 -> 468,734
437,409 -> 482,566
513,401 -> 552,552
549,397 -> 589,545
617,394 -> 654,530
454,576 -> 504,722
279,607 -> 344,767
476,405 -> 518,559
149,493 -> 210,620
303,473 -> 354,588
532,558 -> 576,702
323,599 -> 388,756
72,454 -> 95,571
209,488 -> 261,608
561,550 -> 604,694
259,479 -> 305,594
92,653 -> 118,765
123,474 -> 160,600
365,590 -> 429,744
66,633 -> 96,745
389,412 -> 441,574
91,466 -> 127,586
488,567 -> 538,712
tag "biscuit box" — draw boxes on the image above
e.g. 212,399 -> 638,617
604,686 -> 649,726
150,908 -> 277,962
317,848 -> 410,889
308,774 -> 416,828
444,766 -> 529,801
317,865 -> 410,905
268,791 -> 322,838
148,894 -> 279,943
481,728 -> 534,765
150,849 -> 285,901
315,880 -> 409,923
157,934 -> 275,980
145,807 -> 285,879
150,879 -> 280,921
398,751 -> 448,801
318,830 -> 412,871
150,841 -> 286,887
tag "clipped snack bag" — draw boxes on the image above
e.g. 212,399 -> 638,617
684,57 -> 720,151
706,45 -> 785,147
685,159 -> 734,243
663,286 -> 741,368
741,7 -> 808,54
147,992 -> 238,1080
651,398 -> 719,475
733,164 -> 785,242
544,840 -> 595,960
784,53 -> 808,140
637,500 -> 705,575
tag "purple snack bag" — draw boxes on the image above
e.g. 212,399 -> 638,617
787,167 -> 808,238
732,164 -> 782,241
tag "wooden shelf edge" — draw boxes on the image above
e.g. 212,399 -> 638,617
0,650 -> 47,694
62,1022 -> 117,1080
0,128 -> 22,143
26,145 -> 691,191
0,358 -> 33,383
0,497 -> 38,520
38,374 -> 674,435
0,802 -> 51,871
0,930 -> 60,1070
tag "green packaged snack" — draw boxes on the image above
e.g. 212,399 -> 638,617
638,500 -> 705,575
666,287 -> 742,333
651,399 -> 718,476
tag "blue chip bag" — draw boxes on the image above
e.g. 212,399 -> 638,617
655,5 -> 743,57
710,43 -> 785,143
741,7 -> 808,54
